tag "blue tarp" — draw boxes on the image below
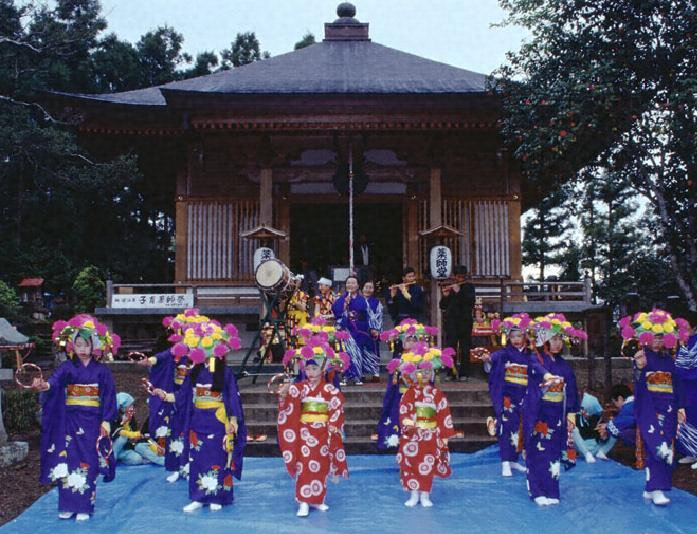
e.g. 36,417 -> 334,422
3,447 -> 697,534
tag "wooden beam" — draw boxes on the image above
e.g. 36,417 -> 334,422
429,167 -> 442,227
508,196 -> 522,281
277,200 -> 290,264
175,199 -> 188,283
260,167 -> 273,226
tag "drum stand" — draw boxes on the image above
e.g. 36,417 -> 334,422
237,290 -> 289,383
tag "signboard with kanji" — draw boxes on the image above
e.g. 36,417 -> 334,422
111,294 -> 194,309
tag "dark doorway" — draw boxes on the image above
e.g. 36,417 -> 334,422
290,203 -> 403,289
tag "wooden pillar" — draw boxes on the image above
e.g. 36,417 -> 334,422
277,200 -> 290,264
406,200 -> 419,271
175,168 -> 188,284
430,167 -> 442,342
508,197 -> 522,281
260,167 -> 273,226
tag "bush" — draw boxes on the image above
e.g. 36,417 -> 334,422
2,388 -> 40,434
0,280 -> 20,319
72,265 -> 105,313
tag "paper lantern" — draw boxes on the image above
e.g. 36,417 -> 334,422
430,246 -> 452,280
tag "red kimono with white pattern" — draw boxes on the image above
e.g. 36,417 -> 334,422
277,380 -> 349,504
397,384 -> 455,492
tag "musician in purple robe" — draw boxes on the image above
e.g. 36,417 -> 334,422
332,275 -> 372,385
675,311 -> 697,467
619,309 -> 689,506
138,309 -> 207,482
33,315 -> 119,521
524,314 -> 584,506
482,313 -> 545,477
153,320 -> 246,512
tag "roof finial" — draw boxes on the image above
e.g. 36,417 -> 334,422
337,2 -> 356,18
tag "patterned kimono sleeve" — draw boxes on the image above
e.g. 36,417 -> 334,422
368,300 -> 383,331
399,388 -> 416,431
99,365 -> 118,425
435,389 -> 456,440
327,385 -> 349,478
277,385 -> 302,477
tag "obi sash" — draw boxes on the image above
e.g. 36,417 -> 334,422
542,380 -> 565,403
174,364 -> 188,386
66,383 -> 100,407
646,371 -> 673,394
300,397 -> 329,424
415,402 -> 437,429
504,363 -> 528,386
194,385 -> 223,409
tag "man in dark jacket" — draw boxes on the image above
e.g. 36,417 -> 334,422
387,266 -> 424,323
439,265 -> 475,380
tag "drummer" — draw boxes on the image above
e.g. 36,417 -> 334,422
313,277 -> 336,325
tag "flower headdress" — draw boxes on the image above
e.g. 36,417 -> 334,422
294,316 -> 350,346
618,309 -> 689,349
379,318 -> 438,344
169,319 -> 241,365
51,314 -> 120,360
491,313 -> 532,336
283,334 -> 350,371
531,313 -> 588,347
385,341 -> 455,378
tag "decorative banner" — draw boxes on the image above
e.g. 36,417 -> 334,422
111,294 -> 194,309
253,247 -> 275,273
430,246 -> 453,279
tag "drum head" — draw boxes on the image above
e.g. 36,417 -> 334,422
255,258 -> 283,288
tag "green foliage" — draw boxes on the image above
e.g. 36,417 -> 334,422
496,0 -> 697,309
135,25 -> 192,86
0,280 -> 20,318
72,265 -> 105,313
2,387 -> 39,434
221,32 -> 269,69
522,185 -> 572,280
294,32 -> 316,50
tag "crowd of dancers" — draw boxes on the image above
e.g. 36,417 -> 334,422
26,296 -> 697,520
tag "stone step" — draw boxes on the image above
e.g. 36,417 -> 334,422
243,417 -> 491,438
241,401 -> 493,423
239,384 -> 491,405
242,435 -> 497,457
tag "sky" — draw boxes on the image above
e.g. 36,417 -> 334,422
97,0 -> 528,76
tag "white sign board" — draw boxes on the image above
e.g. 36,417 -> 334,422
111,294 -> 194,309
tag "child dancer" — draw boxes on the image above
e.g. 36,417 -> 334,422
33,315 -> 119,521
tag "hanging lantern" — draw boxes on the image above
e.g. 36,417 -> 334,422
253,247 -> 275,273
430,246 -> 452,280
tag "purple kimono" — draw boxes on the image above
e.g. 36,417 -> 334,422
635,349 -> 683,492
363,295 -> 383,376
332,292 -> 372,381
486,344 -> 537,462
524,352 -> 579,501
40,358 -> 117,515
676,334 -> 697,457
147,349 -> 191,473
175,365 -> 247,505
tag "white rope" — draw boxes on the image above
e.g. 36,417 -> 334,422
348,144 -> 354,273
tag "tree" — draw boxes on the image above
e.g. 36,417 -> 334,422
294,31 -> 315,50
0,280 -> 20,319
522,185 -> 572,280
495,0 -> 697,310
136,25 -> 192,86
184,51 -> 219,78
91,33 -> 142,92
0,1 -> 170,302
221,32 -> 269,69
72,265 -> 104,312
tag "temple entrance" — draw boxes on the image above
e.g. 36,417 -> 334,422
289,202 -> 403,290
